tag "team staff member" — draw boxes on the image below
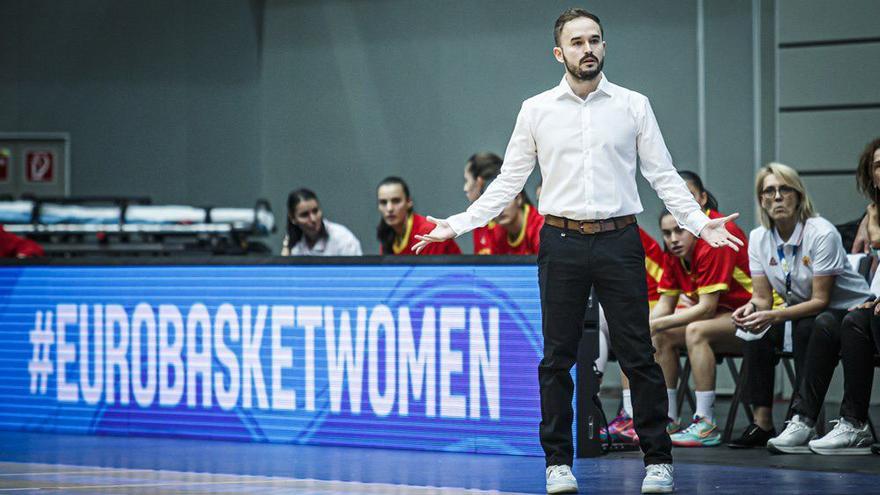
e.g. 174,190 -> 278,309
652,210 -> 751,447
377,176 -> 460,256
732,163 -> 871,453
837,137 -> 880,455
463,152 -> 503,254
411,9 -> 740,493
491,191 -> 543,255
281,188 -> 362,256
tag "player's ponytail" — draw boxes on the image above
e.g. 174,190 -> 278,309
679,170 -> 719,212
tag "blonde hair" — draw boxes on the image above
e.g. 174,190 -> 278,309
755,162 -> 816,229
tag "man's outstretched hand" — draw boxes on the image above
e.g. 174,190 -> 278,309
699,212 -> 744,251
412,216 -> 456,254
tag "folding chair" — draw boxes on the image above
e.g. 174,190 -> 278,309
675,351 -> 752,442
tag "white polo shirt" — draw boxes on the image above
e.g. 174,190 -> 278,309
281,219 -> 362,256
748,216 -> 870,309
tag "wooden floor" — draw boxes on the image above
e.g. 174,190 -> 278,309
0,427 -> 878,494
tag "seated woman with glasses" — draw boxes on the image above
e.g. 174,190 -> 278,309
731,162 -> 873,454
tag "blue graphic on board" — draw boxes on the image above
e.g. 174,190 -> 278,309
0,264 -> 546,456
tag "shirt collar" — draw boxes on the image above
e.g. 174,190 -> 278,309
555,72 -> 613,100
773,221 -> 804,249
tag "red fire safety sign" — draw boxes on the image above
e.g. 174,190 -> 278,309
25,151 -> 54,183
0,149 -> 9,182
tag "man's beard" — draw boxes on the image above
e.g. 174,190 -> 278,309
564,53 -> 603,81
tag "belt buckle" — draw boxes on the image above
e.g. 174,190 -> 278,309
578,221 -> 597,234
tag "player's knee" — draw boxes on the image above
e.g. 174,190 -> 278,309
685,321 -> 707,346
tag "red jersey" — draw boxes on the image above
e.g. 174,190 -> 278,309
640,228 -> 664,303
491,204 -> 544,255
383,213 -> 461,256
473,222 -> 497,255
0,226 -> 43,258
658,212 -> 751,311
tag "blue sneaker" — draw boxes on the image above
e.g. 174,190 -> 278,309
670,416 -> 721,447
641,463 -> 674,493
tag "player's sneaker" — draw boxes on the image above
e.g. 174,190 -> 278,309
767,414 -> 816,454
601,409 -> 638,444
599,409 -> 625,441
670,416 -> 721,447
808,418 -> 873,455
545,464 -> 578,494
602,414 -> 679,445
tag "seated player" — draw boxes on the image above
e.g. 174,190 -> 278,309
652,209 -> 751,447
0,225 -> 43,258
463,152 -> 503,254
377,176 -> 461,255
490,191 -> 543,255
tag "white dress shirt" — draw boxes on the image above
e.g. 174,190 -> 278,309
748,217 -> 870,310
447,74 -> 708,237
282,219 -> 363,256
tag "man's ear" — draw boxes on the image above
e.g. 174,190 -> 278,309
552,46 -> 564,64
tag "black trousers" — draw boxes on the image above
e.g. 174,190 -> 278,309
791,307 -> 877,423
537,223 -> 671,467
743,315 -> 815,408
743,308 -> 875,424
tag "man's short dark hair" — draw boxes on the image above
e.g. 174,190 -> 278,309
554,8 -> 603,46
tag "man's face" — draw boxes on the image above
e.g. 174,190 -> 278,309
290,198 -> 323,239
554,17 -> 605,81
377,183 -> 412,230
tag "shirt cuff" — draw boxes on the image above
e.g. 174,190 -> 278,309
446,212 -> 475,237
685,210 -> 711,237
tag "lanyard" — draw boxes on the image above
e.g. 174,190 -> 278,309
777,243 -> 798,302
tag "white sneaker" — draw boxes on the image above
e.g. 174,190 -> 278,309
545,464 -> 578,494
641,463 -> 674,493
809,418 -> 873,455
767,414 -> 817,454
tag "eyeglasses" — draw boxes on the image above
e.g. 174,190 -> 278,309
760,185 -> 797,200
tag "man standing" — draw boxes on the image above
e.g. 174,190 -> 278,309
414,8 -> 741,494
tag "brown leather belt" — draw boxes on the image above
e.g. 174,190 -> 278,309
544,214 -> 637,234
